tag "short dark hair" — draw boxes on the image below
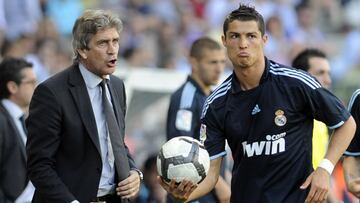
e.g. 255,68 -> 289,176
0,57 -> 33,99
190,37 -> 221,60
292,48 -> 327,71
223,4 -> 265,37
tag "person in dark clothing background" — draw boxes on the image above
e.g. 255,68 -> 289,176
166,37 -> 231,203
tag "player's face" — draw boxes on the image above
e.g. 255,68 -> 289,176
222,20 -> 267,70
308,57 -> 332,89
12,68 -> 37,108
78,28 -> 120,78
194,49 -> 226,86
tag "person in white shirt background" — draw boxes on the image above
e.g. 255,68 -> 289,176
0,57 -> 37,203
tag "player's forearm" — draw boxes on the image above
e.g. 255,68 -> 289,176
214,176 -> 231,203
325,116 -> 356,166
187,172 -> 218,202
187,158 -> 222,202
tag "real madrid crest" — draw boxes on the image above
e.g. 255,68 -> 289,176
274,109 -> 287,127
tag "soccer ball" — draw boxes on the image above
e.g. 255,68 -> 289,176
157,136 -> 210,184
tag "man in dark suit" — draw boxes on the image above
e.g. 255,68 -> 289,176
0,58 -> 37,203
26,10 -> 142,203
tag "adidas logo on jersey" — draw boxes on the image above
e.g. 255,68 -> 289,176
251,104 -> 261,115
242,132 -> 286,157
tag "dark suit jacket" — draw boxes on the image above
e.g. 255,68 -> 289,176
0,103 -> 27,203
26,63 -> 137,203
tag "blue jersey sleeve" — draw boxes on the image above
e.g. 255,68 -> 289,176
302,85 -> 350,129
201,104 -> 226,160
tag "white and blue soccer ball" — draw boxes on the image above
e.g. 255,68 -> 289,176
157,136 -> 210,184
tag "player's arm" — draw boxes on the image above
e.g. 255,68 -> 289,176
302,116 -> 356,203
213,175 -> 231,203
343,89 -> 360,198
157,157 -> 222,202
343,156 -> 360,198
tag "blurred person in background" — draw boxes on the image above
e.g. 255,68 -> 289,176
2,0 -> 42,41
135,154 -> 166,203
292,48 -> 340,203
166,37 -> 231,203
264,15 -> 291,65
290,1 -> 326,59
0,58 -> 37,203
26,9 -> 141,203
343,89 -> 360,199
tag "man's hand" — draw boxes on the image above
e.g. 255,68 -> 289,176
343,156 -> 360,198
116,170 -> 141,199
300,168 -> 330,203
157,176 -> 197,202
346,178 -> 360,198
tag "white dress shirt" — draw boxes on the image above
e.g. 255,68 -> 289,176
79,63 -> 116,197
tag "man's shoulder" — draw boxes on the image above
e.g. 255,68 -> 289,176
350,89 -> 360,106
201,76 -> 232,119
170,82 -> 187,100
0,104 -> 10,122
41,63 -> 77,88
0,105 -> 13,135
268,60 -> 321,90
109,74 -> 124,86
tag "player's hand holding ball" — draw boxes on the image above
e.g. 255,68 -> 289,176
156,136 -> 210,201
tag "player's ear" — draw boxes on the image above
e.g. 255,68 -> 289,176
262,34 -> 268,45
77,48 -> 88,59
221,35 -> 226,46
6,81 -> 18,95
189,57 -> 199,72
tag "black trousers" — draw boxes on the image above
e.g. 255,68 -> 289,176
91,194 -> 124,203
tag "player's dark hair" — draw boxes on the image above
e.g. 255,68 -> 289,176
190,37 -> 221,60
292,48 -> 327,71
223,4 -> 265,37
0,57 -> 33,99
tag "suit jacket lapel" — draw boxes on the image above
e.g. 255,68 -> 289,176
68,64 -> 101,155
0,104 -> 26,160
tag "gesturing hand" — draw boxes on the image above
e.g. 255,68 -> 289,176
300,168 -> 330,203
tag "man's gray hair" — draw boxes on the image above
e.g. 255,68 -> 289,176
72,9 -> 123,60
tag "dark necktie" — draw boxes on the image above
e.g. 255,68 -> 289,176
100,80 -> 130,184
19,114 -> 27,135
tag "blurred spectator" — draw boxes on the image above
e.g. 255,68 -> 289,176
289,1 -> 326,58
0,57 -> 37,203
134,154 -> 166,203
120,46 -> 151,68
0,0 -> 5,56
45,0 -> 83,38
2,34 -> 36,58
331,0 -> 360,81
264,15 -> 291,65
3,0 -> 42,41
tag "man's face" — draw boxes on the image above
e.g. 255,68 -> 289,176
78,28 -> 120,78
308,57 -> 332,89
222,20 -> 267,69
12,68 -> 37,108
193,49 -> 226,86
